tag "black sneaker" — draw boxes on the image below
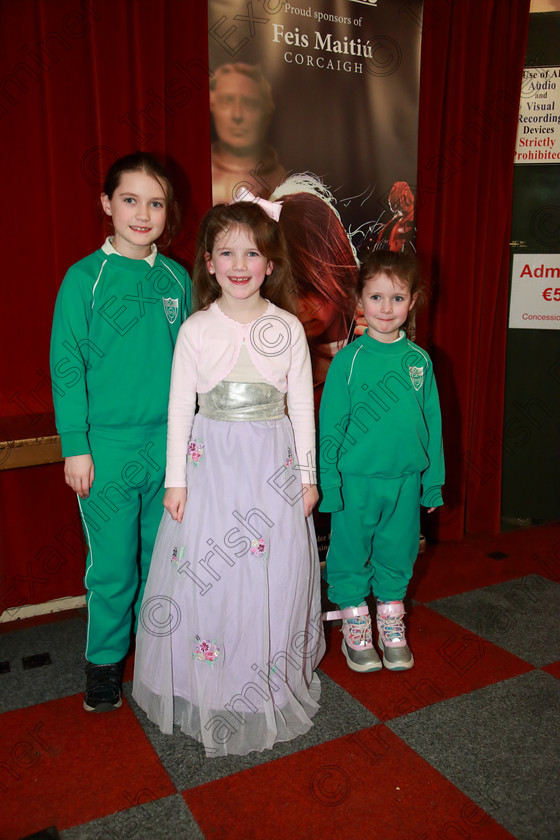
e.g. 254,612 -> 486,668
84,661 -> 124,712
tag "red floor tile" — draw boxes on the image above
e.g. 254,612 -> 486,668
541,660 -> 560,680
409,523 -> 560,602
0,694 -> 175,840
320,605 -> 533,722
183,727 -> 516,840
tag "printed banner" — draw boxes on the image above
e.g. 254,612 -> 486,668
208,0 -> 421,237
208,0 -> 422,557
509,254 -> 560,329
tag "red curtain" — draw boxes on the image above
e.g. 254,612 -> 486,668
0,0 -> 212,611
415,0 -> 530,539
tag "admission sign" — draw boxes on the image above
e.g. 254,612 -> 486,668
509,254 -> 560,329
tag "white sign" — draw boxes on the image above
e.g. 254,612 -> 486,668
509,254 -> 560,329
515,67 -> 560,163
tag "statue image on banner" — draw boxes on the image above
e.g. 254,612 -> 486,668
210,63 -> 286,205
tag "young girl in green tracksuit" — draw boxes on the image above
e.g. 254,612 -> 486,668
318,250 -> 444,673
50,152 -> 191,712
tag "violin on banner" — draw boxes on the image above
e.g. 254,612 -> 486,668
375,181 -> 416,253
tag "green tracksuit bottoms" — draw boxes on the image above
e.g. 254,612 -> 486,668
77,426 -> 166,664
325,473 -> 421,608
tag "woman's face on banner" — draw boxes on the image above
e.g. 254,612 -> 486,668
211,72 -> 269,153
297,291 -> 342,342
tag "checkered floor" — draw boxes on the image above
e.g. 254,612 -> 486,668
2,523 -> 559,840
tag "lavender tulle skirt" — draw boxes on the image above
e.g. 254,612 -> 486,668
132,394 -> 325,757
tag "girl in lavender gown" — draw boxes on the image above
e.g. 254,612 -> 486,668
133,199 -> 325,757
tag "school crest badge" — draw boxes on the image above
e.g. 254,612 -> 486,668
409,365 -> 424,391
163,297 -> 178,324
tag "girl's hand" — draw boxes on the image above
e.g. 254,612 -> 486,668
426,507 -> 436,514
164,487 -> 187,523
64,454 -> 95,499
302,484 -> 319,517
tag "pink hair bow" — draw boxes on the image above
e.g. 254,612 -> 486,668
231,187 -> 282,222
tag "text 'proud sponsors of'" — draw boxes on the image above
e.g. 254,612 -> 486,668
273,0 -> 389,76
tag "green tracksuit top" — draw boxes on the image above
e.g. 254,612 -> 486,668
318,331 -> 445,512
50,248 -> 191,456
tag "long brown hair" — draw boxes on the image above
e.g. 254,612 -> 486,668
193,202 -> 296,313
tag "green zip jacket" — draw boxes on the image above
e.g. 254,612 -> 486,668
318,331 -> 445,512
50,248 -> 191,457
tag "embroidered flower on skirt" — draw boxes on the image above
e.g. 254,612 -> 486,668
187,439 -> 205,464
193,636 -> 220,663
285,447 -> 294,468
170,545 -> 185,569
250,537 -> 268,560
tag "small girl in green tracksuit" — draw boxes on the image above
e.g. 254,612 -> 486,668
318,250 -> 444,673
50,152 -> 191,712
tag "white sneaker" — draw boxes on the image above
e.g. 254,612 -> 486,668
323,604 -> 382,673
376,601 -> 414,670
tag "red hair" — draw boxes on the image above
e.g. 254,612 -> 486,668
278,192 -> 358,323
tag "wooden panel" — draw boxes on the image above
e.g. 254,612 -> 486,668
0,436 -> 62,470
0,412 -> 63,470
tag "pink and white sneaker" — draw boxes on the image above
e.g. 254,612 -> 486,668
323,604 -> 382,673
376,600 -> 414,670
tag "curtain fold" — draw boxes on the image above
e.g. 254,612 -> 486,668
415,0 -> 531,539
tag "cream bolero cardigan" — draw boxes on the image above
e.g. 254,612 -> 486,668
165,301 -> 316,487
